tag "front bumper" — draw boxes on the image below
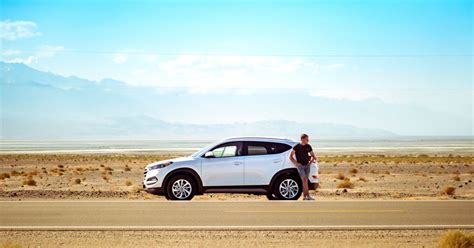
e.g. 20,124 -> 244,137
143,167 -> 163,188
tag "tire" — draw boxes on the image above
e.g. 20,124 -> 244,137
272,174 -> 302,200
165,175 -> 196,200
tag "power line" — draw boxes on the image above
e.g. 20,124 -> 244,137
9,49 -> 474,58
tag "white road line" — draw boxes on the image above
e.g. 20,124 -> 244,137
0,200 -> 473,203
1,225 -> 473,231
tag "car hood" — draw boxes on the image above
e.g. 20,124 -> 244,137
146,156 -> 195,169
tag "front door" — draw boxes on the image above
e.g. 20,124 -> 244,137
201,142 -> 244,186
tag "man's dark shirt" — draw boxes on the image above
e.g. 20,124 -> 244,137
293,143 -> 313,166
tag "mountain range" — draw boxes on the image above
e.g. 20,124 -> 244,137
1,61 -> 398,139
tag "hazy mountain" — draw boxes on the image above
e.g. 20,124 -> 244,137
1,61 -> 396,139
80,116 -> 396,140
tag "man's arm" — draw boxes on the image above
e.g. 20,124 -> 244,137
309,150 -> 317,164
289,149 -> 300,166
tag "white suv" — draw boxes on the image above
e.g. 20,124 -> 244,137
143,137 -> 320,200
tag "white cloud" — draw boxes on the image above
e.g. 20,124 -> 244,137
0,20 -> 41,41
113,53 -> 128,64
322,63 -> 345,70
36,45 -> 64,58
132,68 -> 146,75
109,54 -> 347,95
309,89 -> 375,101
158,55 -> 323,75
1,50 -> 22,56
144,54 -> 158,63
4,56 -> 36,65
1,45 -> 64,65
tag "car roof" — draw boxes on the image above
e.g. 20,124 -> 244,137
221,136 -> 297,145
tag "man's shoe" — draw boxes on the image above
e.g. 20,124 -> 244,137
307,196 -> 315,200
303,196 -> 309,200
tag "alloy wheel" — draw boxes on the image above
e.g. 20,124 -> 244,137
171,179 -> 192,199
279,179 -> 299,199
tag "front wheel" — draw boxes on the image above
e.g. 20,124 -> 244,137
165,175 -> 196,200
273,175 -> 302,200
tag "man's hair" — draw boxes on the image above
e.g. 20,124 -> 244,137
300,133 -> 309,139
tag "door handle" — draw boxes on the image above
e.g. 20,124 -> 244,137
273,159 -> 282,163
233,161 -> 242,166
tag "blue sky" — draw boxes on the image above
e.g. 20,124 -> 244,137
0,0 -> 472,136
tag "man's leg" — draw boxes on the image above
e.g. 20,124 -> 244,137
301,175 -> 309,198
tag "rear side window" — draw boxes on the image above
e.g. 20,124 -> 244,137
245,142 -> 291,155
268,142 -> 292,154
248,145 -> 268,155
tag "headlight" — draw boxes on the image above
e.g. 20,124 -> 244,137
148,161 -> 173,171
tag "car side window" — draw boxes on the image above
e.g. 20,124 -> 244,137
208,142 -> 242,158
245,141 -> 292,156
248,145 -> 268,155
212,145 -> 237,158
268,142 -> 292,154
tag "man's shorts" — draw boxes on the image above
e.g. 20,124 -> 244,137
297,165 -> 310,178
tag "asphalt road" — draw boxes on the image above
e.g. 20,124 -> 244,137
1,201 -> 473,230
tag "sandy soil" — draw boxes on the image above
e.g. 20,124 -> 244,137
2,229 -> 471,248
0,153 -> 472,200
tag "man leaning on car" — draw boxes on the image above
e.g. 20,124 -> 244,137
289,134 -> 317,200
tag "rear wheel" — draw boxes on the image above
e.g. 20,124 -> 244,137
273,175 -> 302,200
165,175 -> 196,200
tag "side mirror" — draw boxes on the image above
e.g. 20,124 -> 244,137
204,151 -> 215,158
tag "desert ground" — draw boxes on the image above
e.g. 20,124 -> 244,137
0,152 -> 473,247
2,229 -> 473,248
0,153 -> 472,200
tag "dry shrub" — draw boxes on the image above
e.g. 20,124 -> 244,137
358,177 -> 368,182
57,165 -> 64,168
443,186 -> 456,195
74,178 -> 81,184
451,175 -> 461,181
124,165 -> 131,172
438,230 -> 474,248
337,178 -> 354,189
25,171 -> 38,177
22,178 -> 36,186
349,168 -> 358,174
335,172 -> 346,180
0,173 -> 10,180
143,194 -> 154,200
11,170 -> 21,176
130,185 -> 143,193
125,180 -> 132,186
104,167 -> 113,171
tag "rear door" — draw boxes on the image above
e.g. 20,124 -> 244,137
201,142 -> 244,186
243,141 -> 292,185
